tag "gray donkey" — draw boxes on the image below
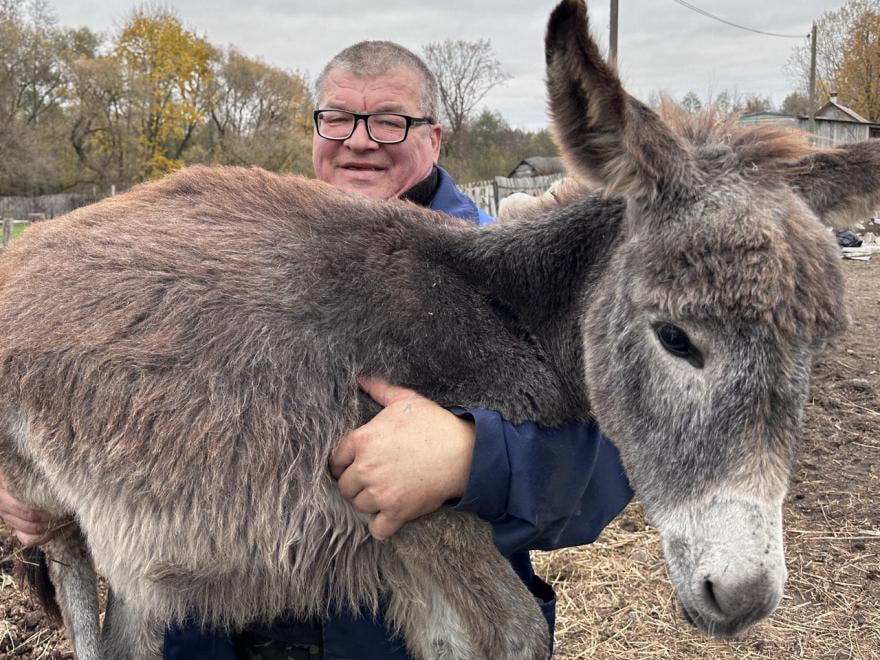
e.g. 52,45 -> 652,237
0,0 -> 873,657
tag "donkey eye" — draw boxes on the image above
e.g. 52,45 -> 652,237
653,323 -> 704,369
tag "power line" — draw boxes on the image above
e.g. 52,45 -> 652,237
670,0 -> 807,39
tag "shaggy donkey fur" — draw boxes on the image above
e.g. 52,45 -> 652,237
0,0 -> 876,657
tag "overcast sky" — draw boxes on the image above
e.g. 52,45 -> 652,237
52,1 -> 847,130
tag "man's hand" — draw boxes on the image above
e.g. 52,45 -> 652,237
330,377 -> 475,541
0,471 -> 53,545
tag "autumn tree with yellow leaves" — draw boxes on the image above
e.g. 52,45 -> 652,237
834,10 -> 880,121
0,3 -> 315,194
115,10 -> 216,179
787,0 -> 880,119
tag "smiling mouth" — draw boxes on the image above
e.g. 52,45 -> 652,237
341,164 -> 385,172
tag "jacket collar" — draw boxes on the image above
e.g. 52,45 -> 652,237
428,166 -> 483,223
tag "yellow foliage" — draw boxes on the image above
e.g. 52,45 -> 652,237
834,11 -> 880,121
115,10 -> 216,179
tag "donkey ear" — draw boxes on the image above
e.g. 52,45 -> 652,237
788,141 -> 880,229
545,0 -> 696,203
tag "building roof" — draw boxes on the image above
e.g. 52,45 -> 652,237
739,112 -> 798,124
508,156 -> 565,178
741,106 -> 880,128
816,100 -> 870,123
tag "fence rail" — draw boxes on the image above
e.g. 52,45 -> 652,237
3,177 -> 560,222
0,192 -> 105,220
458,173 -> 565,216
0,219 -> 35,247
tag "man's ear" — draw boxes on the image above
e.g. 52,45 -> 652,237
430,123 -> 443,162
788,141 -> 880,228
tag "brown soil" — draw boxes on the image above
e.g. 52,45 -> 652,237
1,260 -> 878,659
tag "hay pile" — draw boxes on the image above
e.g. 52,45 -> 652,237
534,501 -> 879,658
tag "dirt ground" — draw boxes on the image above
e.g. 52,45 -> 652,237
0,259 -> 878,659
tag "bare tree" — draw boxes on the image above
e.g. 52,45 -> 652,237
781,91 -> 812,116
422,39 -> 510,153
741,94 -> 773,115
202,47 -> 314,173
680,90 -> 703,113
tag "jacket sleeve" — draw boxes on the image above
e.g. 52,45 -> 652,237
447,409 -> 633,557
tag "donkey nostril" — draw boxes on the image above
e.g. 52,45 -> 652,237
702,578 -> 723,615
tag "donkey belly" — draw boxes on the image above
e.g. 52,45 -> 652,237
74,470 -> 384,631
6,391 -> 383,633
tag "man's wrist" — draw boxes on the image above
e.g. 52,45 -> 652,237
445,415 -> 476,500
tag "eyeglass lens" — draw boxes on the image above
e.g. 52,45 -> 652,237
317,111 -> 408,143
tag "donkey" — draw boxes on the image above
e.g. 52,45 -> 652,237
0,0 -> 873,657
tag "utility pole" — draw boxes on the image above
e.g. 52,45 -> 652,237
808,23 -> 817,136
609,0 -> 619,67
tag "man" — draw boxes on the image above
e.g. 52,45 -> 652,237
0,41 -> 633,659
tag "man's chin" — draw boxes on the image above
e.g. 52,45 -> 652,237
334,177 -> 394,201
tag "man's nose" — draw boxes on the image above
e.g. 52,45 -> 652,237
345,118 -> 379,150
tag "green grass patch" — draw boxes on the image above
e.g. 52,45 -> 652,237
0,221 -> 31,241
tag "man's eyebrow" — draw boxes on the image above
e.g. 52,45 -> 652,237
319,102 -> 408,114
372,103 -> 408,113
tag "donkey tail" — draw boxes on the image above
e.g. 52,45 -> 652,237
14,545 -> 62,623
18,529 -> 103,659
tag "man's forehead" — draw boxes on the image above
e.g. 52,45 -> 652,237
320,67 -> 422,112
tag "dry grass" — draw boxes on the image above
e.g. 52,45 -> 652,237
534,501 -> 880,659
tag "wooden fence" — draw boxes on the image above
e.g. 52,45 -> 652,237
458,173 -> 565,216
0,192 -> 101,220
0,219 -> 35,247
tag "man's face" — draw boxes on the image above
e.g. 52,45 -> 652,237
312,67 -> 442,201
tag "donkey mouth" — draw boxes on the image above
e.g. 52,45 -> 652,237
679,592 -> 778,638
665,551 -> 784,638
658,498 -> 787,638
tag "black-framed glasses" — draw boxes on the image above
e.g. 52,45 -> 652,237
313,109 -> 434,144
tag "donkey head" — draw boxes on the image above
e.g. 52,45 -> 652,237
546,0 -> 871,637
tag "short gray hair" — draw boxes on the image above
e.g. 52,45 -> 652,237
315,41 -> 440,120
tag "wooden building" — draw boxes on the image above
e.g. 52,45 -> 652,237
740,96 -> 880,147
507,156 -> 565,178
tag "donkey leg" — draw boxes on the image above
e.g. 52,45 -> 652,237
42,529 -> 102,660
101,589 -> 165,660
382,509 -> 549,660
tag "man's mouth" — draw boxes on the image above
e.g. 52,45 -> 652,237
340,163 -> 386,172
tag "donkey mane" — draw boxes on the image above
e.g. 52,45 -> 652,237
657,101 -> 819,170
521,99 -> 844,345
531,101 -> 821,212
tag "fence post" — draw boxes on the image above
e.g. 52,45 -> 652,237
2,216 -> 12,247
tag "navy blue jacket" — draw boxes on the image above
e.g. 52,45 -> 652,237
164,168 -> 633,659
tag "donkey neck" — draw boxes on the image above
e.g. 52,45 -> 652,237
433,195 -> 626,415
442,195 -> 626,326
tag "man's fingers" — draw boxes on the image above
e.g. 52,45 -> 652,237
351,490 -> 380,515
357,376 -> 418,408
15,530 -> 45,546
4,514 -> 48,536
335,465 -> 364,500
329,433 -> 357,479
1,504 -> 51,525
0,494 -> 52,524
368,512 -> 403,541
